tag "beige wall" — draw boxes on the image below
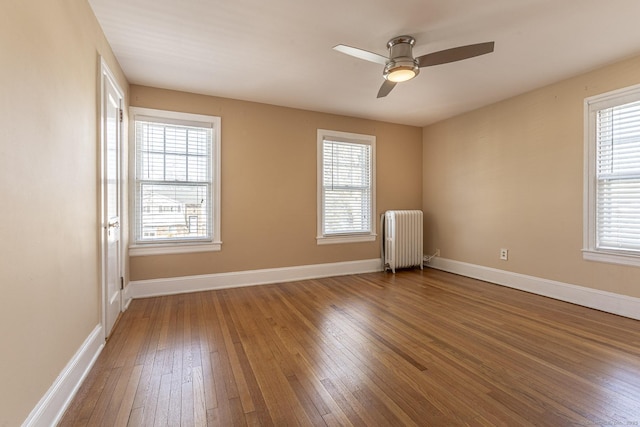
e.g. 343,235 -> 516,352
130,86 -> 423,280
0,1 -> 128,425
423,54 -> 640,299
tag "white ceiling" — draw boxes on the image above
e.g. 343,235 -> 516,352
88,0 -> 640,127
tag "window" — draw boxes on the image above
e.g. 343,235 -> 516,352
130,107 -> 221,256
584,84 -> 640,266
317,129 -> 376,244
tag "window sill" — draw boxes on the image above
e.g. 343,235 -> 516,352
130,241 -> 222,256
316,233 -> 376,245
582,249 -> 640,268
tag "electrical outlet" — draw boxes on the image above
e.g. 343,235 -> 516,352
500,248 -> 508,260
436,248 -> 440,257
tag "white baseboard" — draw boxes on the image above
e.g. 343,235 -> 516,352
22,325 -> 104,427
429,257 -> 640,321
123,284 -> 133,311
128,258 -> 383,299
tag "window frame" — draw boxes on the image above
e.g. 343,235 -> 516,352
317,129 -> 377,245
129,107 -> 221,256
583,83 -> 640,267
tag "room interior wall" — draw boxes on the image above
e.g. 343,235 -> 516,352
422,53 -> 640,299
129,85 -> 423,281
0,1 -> 128,425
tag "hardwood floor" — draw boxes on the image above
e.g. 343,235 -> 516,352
59,269 -> 640,426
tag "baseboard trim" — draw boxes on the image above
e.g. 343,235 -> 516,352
128,258 -> 383,299
22,325 -> 104,427
123,284 -> 133,311
429,257 -> 640,321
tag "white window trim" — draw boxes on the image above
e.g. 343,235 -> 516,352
129,107 -> 221,256
583,83 -> 640,267
317,129 -> 377,245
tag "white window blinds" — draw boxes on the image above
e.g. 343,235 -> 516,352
595,98 -> 640,253
134,116 -> 214,244
321,138 -> 372,235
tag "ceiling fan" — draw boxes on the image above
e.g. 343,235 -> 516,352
333,36 -> 495,98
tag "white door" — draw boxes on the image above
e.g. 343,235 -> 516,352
102,62 -> 123,339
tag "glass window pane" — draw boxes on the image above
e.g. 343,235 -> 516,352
595,98 -> 640,253
139,183 -> 209,241
134,113 -> 217,245
322,138 -> 372,235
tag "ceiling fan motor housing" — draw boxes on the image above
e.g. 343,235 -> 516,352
384,36 -> 420,81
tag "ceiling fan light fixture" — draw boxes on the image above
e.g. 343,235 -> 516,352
387,67 -> 417,82
384,60 -> 419,83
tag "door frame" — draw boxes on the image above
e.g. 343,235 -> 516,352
99,57 -> 125,341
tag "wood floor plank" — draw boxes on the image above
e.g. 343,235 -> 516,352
85,366 -> 123,426
167,296 -> 185,426
214,291 -> 256,414
192,366 -> 207,426
59,269 -> 640,426
152,373 -> 171,427
207,350 -> 233,426
113,364 -> 144,427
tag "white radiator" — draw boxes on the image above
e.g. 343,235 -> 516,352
383,210 -> 423,273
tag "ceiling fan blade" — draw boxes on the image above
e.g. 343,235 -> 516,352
377,80 -> 397,98
417,41 -> 495,68
333,44 -> 388,65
